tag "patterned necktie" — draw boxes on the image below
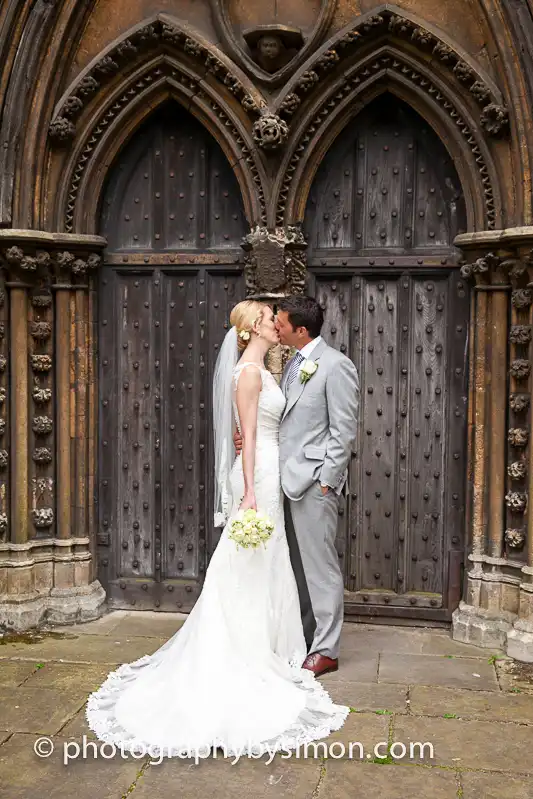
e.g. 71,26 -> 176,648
284,351 -> 304,395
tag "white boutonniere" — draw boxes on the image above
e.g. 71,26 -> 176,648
300,359 -> 318,384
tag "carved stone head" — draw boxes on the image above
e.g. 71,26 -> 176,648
258,34 -> 282,62
243,24 -> 304,74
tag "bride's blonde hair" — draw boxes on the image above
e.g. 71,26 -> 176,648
230,300 -> 266,352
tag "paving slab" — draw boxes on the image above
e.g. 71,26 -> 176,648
0,733 -> 144,799
410,684 -> 533,724
109,611 -> 185,639
317,650 -> 379,683
340,624 -> 496,659
21,662 -> 113,693
45,611 -> 128,637
379,652 -> 499,691
323,711 -> 390,759
133,753 -> 322,799
496,659 -> 533,695
0,634 -> 167,664
393,715 -> 533,772
0,661 -> 39,687
59,705 -> 96,740
319,761 -> 459,798
461,770 -> 533,798
0,686 -> 86,735
322,681 -> 408,713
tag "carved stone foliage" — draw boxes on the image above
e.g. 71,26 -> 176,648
252,114 -> 289,151
30,322 -> 52,341
1,245 -> 101,283
31,355 -> 52,373
33,447 -> 53,464
55,251 -> 101,276
1,246 -> 51,273
510,394 -> 530,413
460,252 -> 500,281
508,461 -> 527,480
505,528 -> 526,549
241,226 -> 307,297
32,416 -> 53,435
505,491 -> 528,512
30,287 -> 53,308
276,10 -> 508,136
48,18 -> 267,146
509,428 -> 529,447
509,359 -> 531,380
509,325 -> 532,345
512,289 -> 533,309
32,386 -> 52,404
31,508 -> 54,528
275,52 -> 497,227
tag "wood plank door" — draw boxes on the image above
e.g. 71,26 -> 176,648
304,94 -> 469,622
97,103 -> 246,611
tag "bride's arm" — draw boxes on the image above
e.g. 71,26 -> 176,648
235,366 -> 262,511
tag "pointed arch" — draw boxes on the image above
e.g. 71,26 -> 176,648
45,15 -> 268,232
273,44 -> 503,231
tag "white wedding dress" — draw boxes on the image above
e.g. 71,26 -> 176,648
86,362 -> 349,757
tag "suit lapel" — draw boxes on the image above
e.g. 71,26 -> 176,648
281,338 -> 327,421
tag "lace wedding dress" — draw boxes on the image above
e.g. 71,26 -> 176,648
86,362 -> 349,758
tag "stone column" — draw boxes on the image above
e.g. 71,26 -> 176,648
241,225 -> 308,381
8,273 -> 29,545
507,239 -> 533,660
453,229 -> 533,662
0,230 -> 106,631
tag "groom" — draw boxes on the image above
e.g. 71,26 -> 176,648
236,296 -> 359,677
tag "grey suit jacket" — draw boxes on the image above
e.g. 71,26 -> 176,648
279,339 -> 360,501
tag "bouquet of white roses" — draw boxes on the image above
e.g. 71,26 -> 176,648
228,509 -> 274,550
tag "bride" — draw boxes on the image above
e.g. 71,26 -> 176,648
86,300 -> 349,758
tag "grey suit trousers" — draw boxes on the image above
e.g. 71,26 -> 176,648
284,480 -> 344,660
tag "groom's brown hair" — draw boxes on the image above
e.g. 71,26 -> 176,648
277,295 -> 324,339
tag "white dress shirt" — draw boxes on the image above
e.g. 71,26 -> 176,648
298,335 -> 323,361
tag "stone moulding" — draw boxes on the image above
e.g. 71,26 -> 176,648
58,59 -> 267,231
48,15 -> 267,146
275,7 -> 508,135
0,539 -> 105,631
274,49 -> 497,228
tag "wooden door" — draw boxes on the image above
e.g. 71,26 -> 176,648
97,104 -> 247,611
304,95 -> 469,621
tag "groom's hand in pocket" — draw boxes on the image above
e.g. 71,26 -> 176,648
233,430 -> 243,455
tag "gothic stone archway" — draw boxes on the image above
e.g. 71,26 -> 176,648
97,103 -> 247,611
302,94 -> 469,622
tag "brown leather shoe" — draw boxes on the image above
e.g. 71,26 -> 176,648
301,653 -> 338,677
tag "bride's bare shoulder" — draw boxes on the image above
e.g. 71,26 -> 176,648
233,361 -> 264,388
